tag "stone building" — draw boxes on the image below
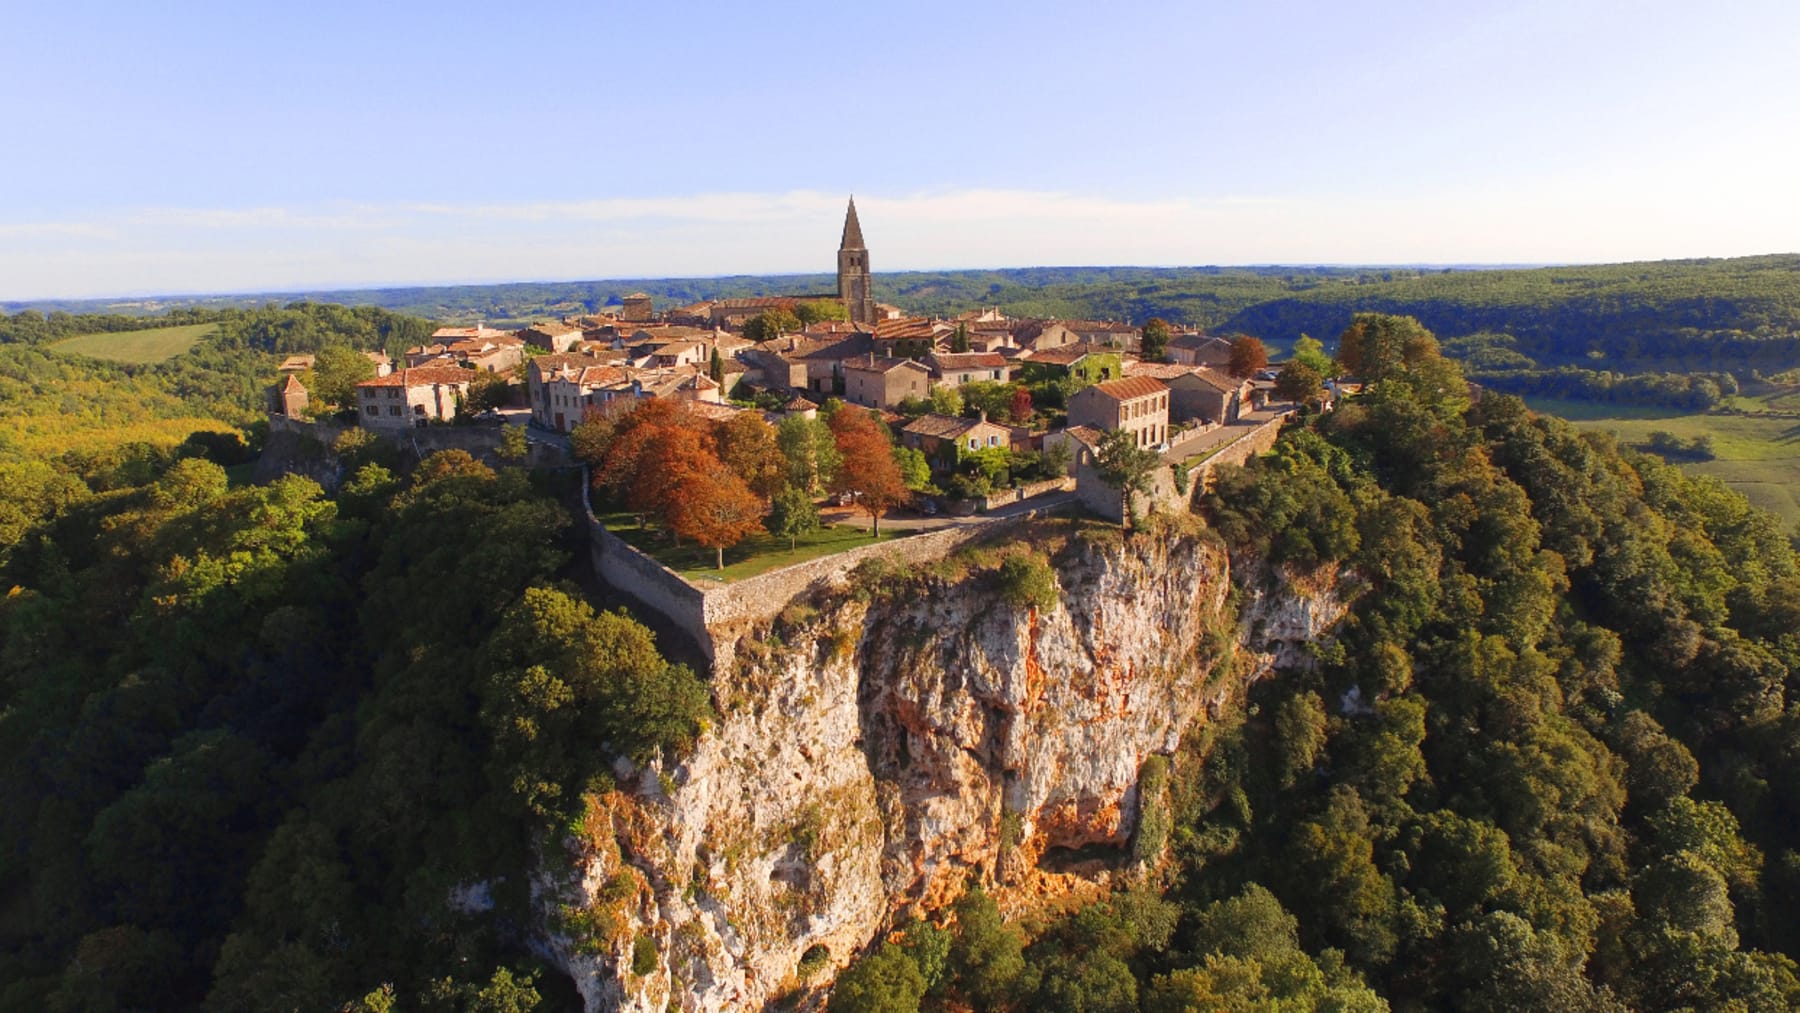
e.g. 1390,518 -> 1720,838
838,197 -> 877,325
355,366 -> 477,429
843,353 -> 932,410
1068,376 -> 1170,449
620,292 -> 654,322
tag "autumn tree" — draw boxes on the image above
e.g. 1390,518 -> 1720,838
667,468 -> 767,570
1335,312 -> 1439,383
714,412 -> 786,499
1141,318 -> 1172,363
1008,385 -> 1034,423
1227,335 -> 1269,379
829,407 -> 910,537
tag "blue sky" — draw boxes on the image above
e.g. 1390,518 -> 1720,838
4,0 -> 1797,299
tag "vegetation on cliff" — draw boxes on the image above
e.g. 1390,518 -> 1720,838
0,446 -> 708,1008
831,316 -> 1800,1011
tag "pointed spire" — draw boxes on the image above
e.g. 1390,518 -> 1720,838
840,196 -> 865,250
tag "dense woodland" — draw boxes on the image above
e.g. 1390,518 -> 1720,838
4,296 -> 1800,1009
829,317 -> 1800,1012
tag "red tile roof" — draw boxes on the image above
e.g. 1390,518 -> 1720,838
356,366 -> 478,388
1084,376 -> 1168,402
903,413 -> 1005,440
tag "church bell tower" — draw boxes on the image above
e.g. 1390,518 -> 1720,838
837,197 -> 877,325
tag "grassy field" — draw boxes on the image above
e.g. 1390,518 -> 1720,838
48,323 -> 219,364
596,510 -> 909,583
1524,394 -> 1800,528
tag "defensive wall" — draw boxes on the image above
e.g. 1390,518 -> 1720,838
583,477 -> 1072,664
1076,413 -> 1288,524
261,415 -> 567,483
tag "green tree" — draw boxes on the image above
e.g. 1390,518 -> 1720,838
767,484 -> 822,550
1274,360 -> 1324,405
1093,427 -> 1161,527
796,300 -> 849,326
951,323 -> 972,353
302,343 -> 376,409
744,308 -> 802,342
1291,333 -> 1335,375
1141,318 -> 1171,363
949,887 -> 1025,1010
828,943 -> 927,1013
777,414 -> 842,494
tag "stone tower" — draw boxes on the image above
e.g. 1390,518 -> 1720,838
837,197 -> 877,326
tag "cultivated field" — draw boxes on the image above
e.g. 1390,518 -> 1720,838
1527,393 -> 1800,527
47,322 -> 218,364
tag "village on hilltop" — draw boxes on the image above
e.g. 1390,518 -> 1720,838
270,199 -> 1329,528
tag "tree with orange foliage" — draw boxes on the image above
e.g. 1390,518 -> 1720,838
667,468 -> 768,570
592,399 -> 711,525
828,407 -> 909,538
713,412 -> 786,499
1228,335 -> 1269,379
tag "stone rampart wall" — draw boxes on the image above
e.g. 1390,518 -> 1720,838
977,475 -> 1075,510
582,468 -> 1072,663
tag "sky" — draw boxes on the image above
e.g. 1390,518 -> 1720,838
3,0 -> 1797,300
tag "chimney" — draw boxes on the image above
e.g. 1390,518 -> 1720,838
977,408 -> 987,424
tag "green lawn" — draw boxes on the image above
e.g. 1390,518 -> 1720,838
48,323 -> 219,364
1524,394 -> 1800,528
595,510 -> 909,583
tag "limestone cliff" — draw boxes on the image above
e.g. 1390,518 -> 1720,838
536,522 -> 1347,1012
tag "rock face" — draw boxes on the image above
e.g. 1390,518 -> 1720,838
536,526 -> 1345,1011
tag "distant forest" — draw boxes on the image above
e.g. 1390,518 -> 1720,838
12,255 -> 1800,369
10,255 -> 1800,413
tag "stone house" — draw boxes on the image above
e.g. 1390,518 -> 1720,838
925,352 -> 1013,389
1167,333 -> 1234,368
1017,344 -> 1124,387
1067,376 -> 1170,449
900,413 -> 1014,472
519,320 -> 585,353
356,366 -> 477,429
843,353 -> 932,410
272,374 -> 309,417
620,292 -> 654,322
1124,362 -> 1248,425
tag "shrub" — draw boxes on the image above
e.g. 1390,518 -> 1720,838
997,553 -> 1059,611
631,933 -> 659,976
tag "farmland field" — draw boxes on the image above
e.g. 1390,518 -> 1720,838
47,322 -> 218,364
1525,393 -> 1800,528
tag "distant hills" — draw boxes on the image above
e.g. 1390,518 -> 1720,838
9,254 -> 1800,369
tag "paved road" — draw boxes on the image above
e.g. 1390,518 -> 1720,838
1168,405 -> 1295,463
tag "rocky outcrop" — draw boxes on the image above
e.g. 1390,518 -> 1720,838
537,522 -> 1350,1012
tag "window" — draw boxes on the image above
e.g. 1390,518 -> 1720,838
388,406 -> 402,417
364,405 -> 378,416
968,437 -> 978,450
988,435 -> 999,447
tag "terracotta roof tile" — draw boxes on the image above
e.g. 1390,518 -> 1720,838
356,366 -> 478,389
1084,376 -> 1169,402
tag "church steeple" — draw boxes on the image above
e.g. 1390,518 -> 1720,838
841,196 -> 866,251
837,196 -> 876,325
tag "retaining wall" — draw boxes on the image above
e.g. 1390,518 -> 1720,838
1076,414 -> 1287,524
582,471 -> 1071,662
